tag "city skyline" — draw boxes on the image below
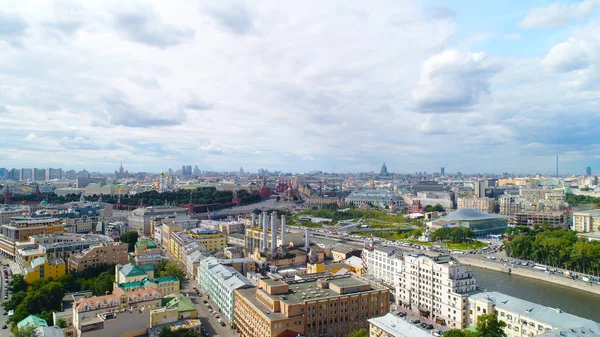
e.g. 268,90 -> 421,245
1,1 -> 599,173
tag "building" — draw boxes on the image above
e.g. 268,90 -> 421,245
468,291 -> 600,337
440,167 -> 445,177
331,245 -> 361,262
0,205 -> 24,226
46,168 -> 63,180
345,189 -> 403,209
499,196 -> 521,216
362,244 -> 402,287
134,237 -> 158,255
198,257 -> 255,324
68,242 -> 129,273
473,179 -> 490,198
396,253 -> 476,329
228,232 -> 245,246
17,314 -> 49,330
75,177 -> 105,188
116,276 -> 180,297
35,326 -> 65,337
368,313 -> 432,337
234,275 -> 390,337
587,167 -> 592,176
128,206 -> 189,235
115,263 -> 155,283
429,209 -> 508,236
457,197 -> 496,214
572,210 -> 600,233
215,220 -> 245,235
24,256 -> 66,284
0,216 -> 65,257
170,229 -> 226,261
509,211 -> 569,227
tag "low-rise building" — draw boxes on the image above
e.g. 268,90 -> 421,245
509,211 -> 569,227
457,197 -> 496,214
331,244 -> 361,262
117,276 -> 180,297
227,232 -> 245,246
368,313 -> 432,337
24,256 -> 66,284
147,319 -> 202,337
128,206 -> 189,235
134,237 -> 158,255
469,291 -> 600,337
234,275 -> 390,337
67,242 -> 128,273
170,229 -> 226,260
572,210 -> 600,233
199,257 -> 255,324
0,216 -> 65,257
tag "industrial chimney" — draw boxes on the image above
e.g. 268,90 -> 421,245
281,215 -> 286,248
304,228 -> 310,249
262,212 -> 268,252
252,213 -> 256,227
271,212 -> 277,255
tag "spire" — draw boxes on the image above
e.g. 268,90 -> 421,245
80,193 -> 85,203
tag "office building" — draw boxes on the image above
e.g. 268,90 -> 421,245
234,275 -> 390,337
68,242 -> 129,273
429,209 -> 509,235
368,313 -> 432,337
20,168 -> 33,181
473,179 -> 489,198
0,205 -> 25,226
572,210 -> 600,233
198,257 -> 254,324
440,167 -> 445,177
469,291 -> 600,337
0,216 -> 65,257
46,168 -> 63,180
128,206 -> 189,235
396,253 -> 476,329
457,197 -> 496,214
24,256 -> 66,284
587,167 -> 592,176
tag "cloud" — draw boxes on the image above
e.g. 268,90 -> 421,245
203,2 -> 255,35
519,0 -> 599,29
185,95 -> 213,111
101,94 -> 185,127
0,11 -> 28,47
425,6 -> 456,20
114,6 -> 194,48
25,133 -> 38,141
542,38 -> 592,72
411,50 -> 501,113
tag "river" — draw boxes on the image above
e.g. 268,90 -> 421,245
472,266 -> 600,322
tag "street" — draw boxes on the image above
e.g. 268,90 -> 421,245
180,280 -> 238,337
0,259 -> 11,337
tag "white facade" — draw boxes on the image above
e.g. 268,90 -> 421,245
396,253 -> 476,329
362,244 -> 402,286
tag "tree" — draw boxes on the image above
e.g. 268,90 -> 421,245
473,314 -> 506,337
7,274 -> 27,293
14,325 -> 37,337
158,261 -> 186,281
158,327 -> 201,337
348,328 -> 368,337
120,230 -> 139,252
445,330 -> 473,337
57,318 -> 67,328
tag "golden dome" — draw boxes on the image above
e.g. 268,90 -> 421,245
160,171 -> 165,175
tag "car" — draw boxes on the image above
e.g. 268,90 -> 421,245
203,300 -> 208,304
410,319 -> 420,324
2,312 -> 6,316
426,324 -> 434,329
1,325 -> 6,329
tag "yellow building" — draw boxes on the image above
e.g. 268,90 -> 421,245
305,262 -> 354,274
0,217 -> 65,257
24,257 -> 66,284
170,229 -> 226,262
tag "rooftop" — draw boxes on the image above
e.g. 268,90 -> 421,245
437,208 -> 508,221
17,314 -> 48,330
368,313 -> 432,337
469,291 -> 600,331
574,210 -> 600,217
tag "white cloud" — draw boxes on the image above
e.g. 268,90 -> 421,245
411,50 -> 501,113
519,0 -> 599,29
24,133 -> 38,141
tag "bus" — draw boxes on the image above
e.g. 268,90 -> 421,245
533,264 -> 548,271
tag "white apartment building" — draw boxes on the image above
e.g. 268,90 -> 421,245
362,243 -> 403,286
457,197 -> 496,214
499,196 -> 522,216
469,291 -> 600,337
572,210 -> 600,233
396,253 -> 476,329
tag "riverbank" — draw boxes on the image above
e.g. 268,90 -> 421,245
457,256 -> 600,295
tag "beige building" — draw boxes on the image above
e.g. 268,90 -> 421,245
509,211 -> 568,227
572,210 -> 600,232
128,206 -> 189,235
396,253 -> 476,329
457,197 -> 496,214
0,206 -> 25,226
498,196 -> 521,216
234,275 -> 390,337
68,242 -> 129,273
0,216 -> 65,257
369,313 -> 432,337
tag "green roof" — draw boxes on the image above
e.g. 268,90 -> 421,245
135,238 -> 157,249
165,294 -> 196,313
118,276 -> 179,291
17,315 -> 48,329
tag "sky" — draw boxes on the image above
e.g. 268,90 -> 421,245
0,0 -> 599,175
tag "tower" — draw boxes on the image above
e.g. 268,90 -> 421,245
556,156 -> 559,177
271,212 -> 277,256
380,162 -> 389,177
281,215 -> 286,248
262,211 -> 268,253
586,167 -> 592,176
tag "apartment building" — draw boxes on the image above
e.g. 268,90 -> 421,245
24,257 -> 66,283
457,197 -> 496,214
128,206 -> 189,235
368,313 -> 432,337
396,253 -> 476,329
68,243 -> 129,273
469,291 -> 600,337
499,196 -> 521,216
234,275 -> 390,337
198,257 -> 254,324
362,243 -> 402,287
572,210 -> 600,232
0,205 -> 24,226
170,229 -> 226,261
0,216 -> 64,257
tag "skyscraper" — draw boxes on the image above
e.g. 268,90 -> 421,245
380,162 -> 389,177
586,167 -> 592,176
441,167 -> 445,176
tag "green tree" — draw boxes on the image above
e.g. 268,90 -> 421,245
348,328 -> 369,337
473,314 -> 506,337
14,325 -> 37,337
158,261 -> 186,281
158,327 -> 201,337
120,230 -> 139,252
7,274 -> 27,293
445,330 -> 473,337
57,318 -> 67,328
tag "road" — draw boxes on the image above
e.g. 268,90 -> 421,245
180,280 -> 239,337
0,260 -> 11,337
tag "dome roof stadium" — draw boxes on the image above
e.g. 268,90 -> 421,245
437,208 -> 507,221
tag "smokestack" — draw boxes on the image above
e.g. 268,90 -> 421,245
262,212 -> 268,252
281,215 -> 286,248
252,213 -> 256,227
271,212 -> 277,255
304,228 -> 310,249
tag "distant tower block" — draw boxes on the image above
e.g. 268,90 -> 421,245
271,212 -> 277,255
262,212 -> 268,252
